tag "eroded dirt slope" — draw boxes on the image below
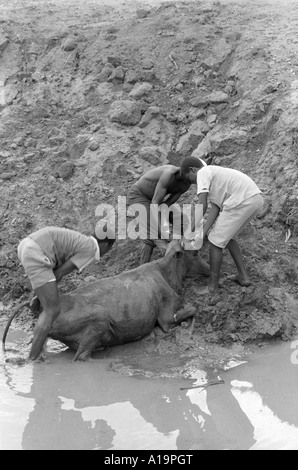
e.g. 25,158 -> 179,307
0,0 -> 297,350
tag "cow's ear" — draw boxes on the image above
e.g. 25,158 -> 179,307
174,251 -> 184,259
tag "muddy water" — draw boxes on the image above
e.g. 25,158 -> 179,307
1,324 -> 298,450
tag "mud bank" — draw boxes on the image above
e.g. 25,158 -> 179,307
0,0 -> 298,347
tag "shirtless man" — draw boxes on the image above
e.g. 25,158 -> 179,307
127,164 -> 197,264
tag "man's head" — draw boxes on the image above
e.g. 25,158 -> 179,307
93,234 -> 115,256
94,221 -> 116,256
180,157 -> 207,183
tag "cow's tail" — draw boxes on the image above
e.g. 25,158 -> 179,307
2,300 -> 30,353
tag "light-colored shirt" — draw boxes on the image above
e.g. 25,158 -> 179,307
29,226 -> 100,272
196,166 -> 261,210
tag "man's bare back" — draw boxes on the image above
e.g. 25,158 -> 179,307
127,165 -> 194,264
135,165 -> 191,204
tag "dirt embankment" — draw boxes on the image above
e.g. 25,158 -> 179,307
0,0 -> 297,349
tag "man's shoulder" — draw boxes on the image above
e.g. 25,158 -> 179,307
160,165 -> 179,174
202,165 -> 231,178
47,226 -> 77,236
30,226 -> 56,238
197,165 -> 212,177
157,165 -> 179,181
48,226 -> 89,243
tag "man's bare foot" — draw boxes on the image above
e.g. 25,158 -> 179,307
28,354 -> 49,364
190,285 -> 220,305
195,286 -> 210,295
227,274 -> 251,287
207,293 -> 220,305
191,281 -> 223,293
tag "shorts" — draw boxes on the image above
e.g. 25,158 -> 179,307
127,184 -> 152,240
17,237 -> 56,290
208,194 -> 264,249
127,184 -> 189,243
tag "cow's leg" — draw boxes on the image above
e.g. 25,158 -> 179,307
174,304 -> 196,323
185,251 -> 210,278
73,345 -> 94,362
197,254 -> 210,276
140,240 -> 155,265
72,322 -> 110,361
157,292 -> 181,333
72,335 -> 100,361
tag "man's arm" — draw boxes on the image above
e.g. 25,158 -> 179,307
53,260 -> 77,283
164,190 -> 184,206
189,194 -> 219,244
203,202 -> 220,240
150,171 -> 174,238
29,281 -> 61,361
151,172 -> 173,205
191,192 -> 208,232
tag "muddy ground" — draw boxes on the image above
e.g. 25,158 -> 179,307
0,0 -> 298,359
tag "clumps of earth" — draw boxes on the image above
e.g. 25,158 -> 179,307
0,0 -> 297,355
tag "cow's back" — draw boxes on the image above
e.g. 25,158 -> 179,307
51,261 -> 171,342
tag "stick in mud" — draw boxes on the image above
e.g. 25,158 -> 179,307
180,379 -> 225,391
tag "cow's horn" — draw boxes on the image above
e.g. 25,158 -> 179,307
165,239 -> 183,257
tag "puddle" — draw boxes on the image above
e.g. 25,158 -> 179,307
0,324 -> 298,450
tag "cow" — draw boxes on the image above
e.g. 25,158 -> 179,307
48,241 -> 209,361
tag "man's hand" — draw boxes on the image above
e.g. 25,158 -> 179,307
182,234 -> 203,250
27,353 -> 49,364
53,268 -> 63,283
53,260 -> 77,283
160,222 -> 171,240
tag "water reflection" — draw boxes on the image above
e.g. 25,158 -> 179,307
186,369 -> 255,450
1,338 -> 298,450
0,363 -> 34,450
61,398 -> 179,450
14,356 -> 252,450
18,352 -> 213,450
231,380 -> 298,450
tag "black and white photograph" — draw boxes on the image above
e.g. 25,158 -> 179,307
0,0 -> 297,452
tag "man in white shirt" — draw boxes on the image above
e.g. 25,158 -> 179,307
18,226 -> 115,361
180,157 -> 264,296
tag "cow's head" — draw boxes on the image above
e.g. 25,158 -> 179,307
159,240 -> 187,293
164,239 -> 184,258
162,239 -> 210,292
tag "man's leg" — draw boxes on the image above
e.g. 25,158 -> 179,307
29,281 -> 60,361
140,240 -> 156,265
153,206 -> 171,256
141,198 -> 157,265
226,239 -> 251,286
127,188 -> 162,264
184,250 -> 210,278
209,242 -> 223,294
208,197 -> 263,291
